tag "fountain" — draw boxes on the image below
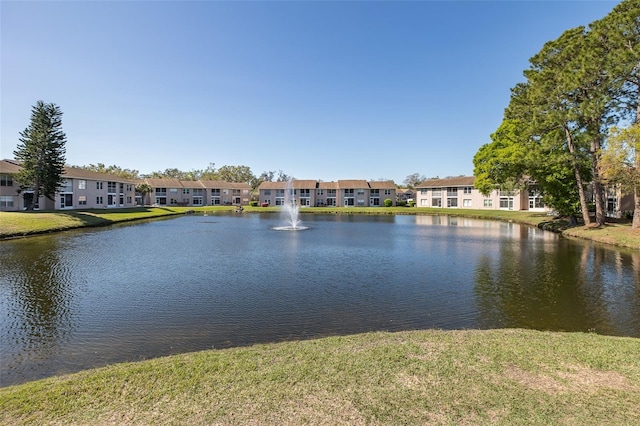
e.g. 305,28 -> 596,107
273,180 -> 308,231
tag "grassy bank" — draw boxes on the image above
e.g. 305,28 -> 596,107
0,207 -> 233,239
1,329 -> 639,425
1,206 -> 639,249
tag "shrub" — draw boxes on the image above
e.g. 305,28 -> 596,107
384,198 -> 393,207
250,201 -> 259,207
408,200 -> 416,207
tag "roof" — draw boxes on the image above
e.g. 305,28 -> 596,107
179,180 -> 206,189
0,159 -> 22,174
1,160 -> 137,183
143,178 -> 184,188
257,181 -> 286,190
368,180 -> 396,190
257,180 -> 318,190
415,176 -> 476,188
337,180 -> 369,189
291,180 -> 318,189
318,181 -> 338,189
62,166 -> 137,183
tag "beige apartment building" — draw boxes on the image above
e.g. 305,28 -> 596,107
0,159 -> 251,211
414,176 -> 546,212
1,159 -> 137,211
258,179 -> 397,207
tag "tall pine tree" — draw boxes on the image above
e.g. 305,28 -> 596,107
14,101 -> 67,210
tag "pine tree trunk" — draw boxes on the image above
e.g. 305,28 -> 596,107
590,130 -> 606,227
633,186 -> 640,229
635,63 -> 640,229
565,125 -> 591,225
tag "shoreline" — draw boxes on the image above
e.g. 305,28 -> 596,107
1,206 -> 638,250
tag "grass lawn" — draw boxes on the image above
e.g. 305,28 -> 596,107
1,329 -> 639,425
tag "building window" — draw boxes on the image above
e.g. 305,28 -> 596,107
0,196 -> 14,207
264,189 -> 271,195
447,198 -> 458,208
78,180 -> 87,190
60,179 -> 73,192
500,197 -> 513,209
432,198 -> 442,207
211,189 -> 220,196
420,189 -> 428,194
463,199 -> 471,207
357,189 -> 365,195
126,184 -> 133,192
316,189 -> 323,195
183,189 -> 190,195
127,196 -> 132,204
327,189 -> 336,196
96,181 -> 103,190
170,188 -> 178,193
96,196 -> 103,205
529,197 -> 544,209
384,189 -> 391,195
463,187 -> 472,194
0,174 -> 13,186
344,189 -> 354,195
78,195 -> 87,205
484,199 -> 493,208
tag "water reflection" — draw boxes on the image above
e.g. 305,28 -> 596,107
474,237 -> 640,336
0,236 -> 77,382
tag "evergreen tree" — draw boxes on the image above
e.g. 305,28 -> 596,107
13,101 -> 67,210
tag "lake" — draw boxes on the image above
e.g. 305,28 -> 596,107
1,213 -> 639,386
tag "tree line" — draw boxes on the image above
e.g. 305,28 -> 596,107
473,0 -> 640,228
70,162 -> 293,190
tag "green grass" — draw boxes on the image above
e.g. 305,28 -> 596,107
1,329 -> 639,425
0,207 -> 233,239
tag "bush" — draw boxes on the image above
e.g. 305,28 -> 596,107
408,200 -> 416,207
250,201 -> 259,207
384,198 -> 393,207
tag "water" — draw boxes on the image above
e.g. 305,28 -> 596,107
1,213 -> 639,386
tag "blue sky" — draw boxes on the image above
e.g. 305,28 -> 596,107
1,0 -> 619,183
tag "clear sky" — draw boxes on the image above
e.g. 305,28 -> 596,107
1,0 -> 620,183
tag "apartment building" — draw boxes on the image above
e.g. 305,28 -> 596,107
414,176 -> 546,211
136,179 -> 251,207
0,160 -> 252,211
0,159 -> 137,211
258,180 -> 397,207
